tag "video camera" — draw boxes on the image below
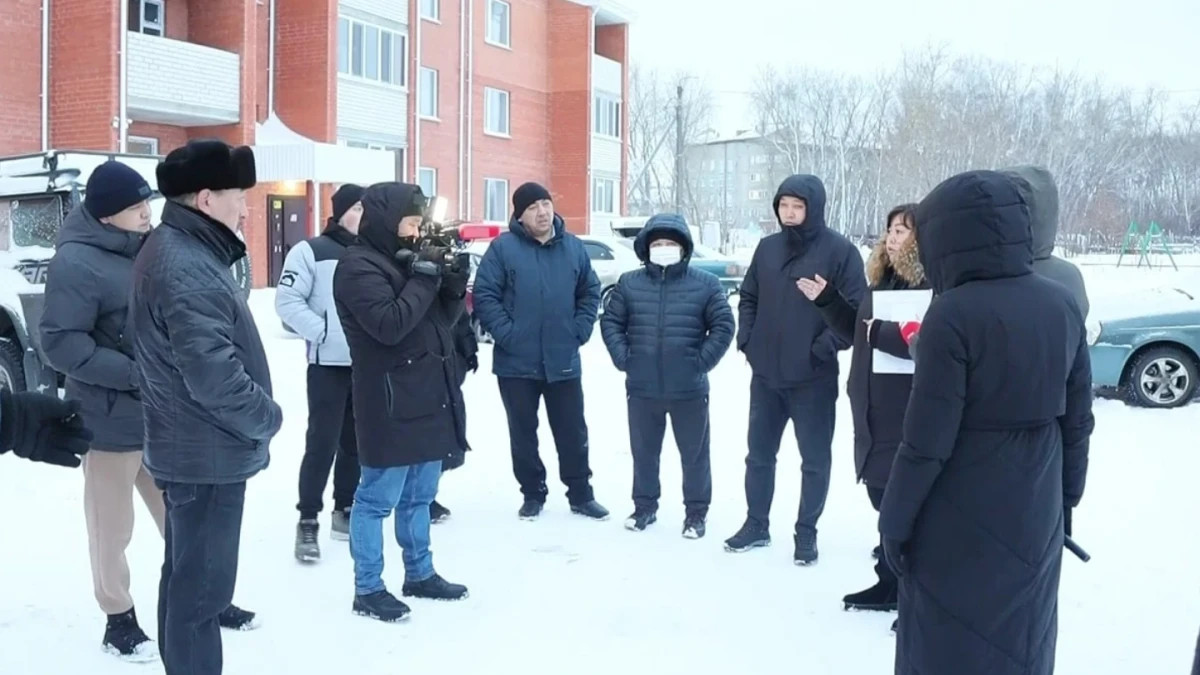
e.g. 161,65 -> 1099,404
414,195 -> 471,275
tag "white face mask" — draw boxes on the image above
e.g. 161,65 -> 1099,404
648,246 -> 682,267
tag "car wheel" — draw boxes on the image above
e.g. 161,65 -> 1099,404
1124,345 -> 1198,408
0,337 -> 26,392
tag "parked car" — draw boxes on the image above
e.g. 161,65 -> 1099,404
1088,287 -> 1199,408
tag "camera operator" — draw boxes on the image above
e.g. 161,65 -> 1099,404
332,182 -> 470,623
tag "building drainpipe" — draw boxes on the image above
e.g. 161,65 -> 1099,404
457,0 -> 466,217
41,0 -> 50,151
465,0 -> 473,220
118,0 -> 129,152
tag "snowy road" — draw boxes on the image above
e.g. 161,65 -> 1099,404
1,259 -> 1197,674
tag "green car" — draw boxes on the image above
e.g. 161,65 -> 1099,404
1087,287 -> 1200,408
614,239 -> 745,297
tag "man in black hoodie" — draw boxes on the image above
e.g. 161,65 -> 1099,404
724,175 -> 867,564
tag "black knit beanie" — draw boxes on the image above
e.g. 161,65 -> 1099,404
512,182 -> 552,219
84,161 -> 152,219
331,184 -> 365,223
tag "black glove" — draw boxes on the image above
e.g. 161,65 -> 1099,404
441,269 -> 469,299
396,248 -> 441,279
1064,507 -> 1073,538
417,246 -> 451,265
0,390 -> 93,468
466,353 -> 479,373
883,536 -> 909,578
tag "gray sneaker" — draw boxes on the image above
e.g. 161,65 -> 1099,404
295,520 -> 320,563
331,509 -> 351,541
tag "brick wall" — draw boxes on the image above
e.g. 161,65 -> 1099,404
165,0 -> 191,40
0,0 -> 45,154
413,1 -> 464,216
546,1 -> 591,233
50,0 -> 119,150
276,0 -> 336,141
127,122 -> 189,153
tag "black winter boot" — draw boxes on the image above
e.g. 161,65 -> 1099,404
102,608 -> 158,663
842,579 -> 899,611
793,529 -> 819,565
682,514 -> 706,539
724,520 -> 771,552
218,604 -> 260,631
518,499 -> 543,520
430,500 -> 451,524
570,500 -> 610,521
402,573 -> 469,601
353,590 -> 411,622
623,509 -> 657,532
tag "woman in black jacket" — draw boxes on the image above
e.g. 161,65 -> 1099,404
799,203 -> 925,616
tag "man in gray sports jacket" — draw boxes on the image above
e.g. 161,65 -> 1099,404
275,184 -> 364,562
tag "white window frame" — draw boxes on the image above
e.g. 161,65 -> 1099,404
485,0 -> 511,49
591,177 -> 617,215
419,0 -> 440,21
418,67 -> 439,119
483,178 -> 510,223
593,96 -> 620,138
127,135 -> 159,156
336,16 -> 408,89
139,0 -> 164,36
483,87 -> 511,137
417,167 -> 438,198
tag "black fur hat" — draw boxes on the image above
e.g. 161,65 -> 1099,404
156,139 -> 257,198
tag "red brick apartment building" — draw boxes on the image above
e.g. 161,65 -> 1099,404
0,0 -> 633,287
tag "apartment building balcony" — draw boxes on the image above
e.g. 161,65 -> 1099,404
125,31 -> 240,127
589,53 -> 623,176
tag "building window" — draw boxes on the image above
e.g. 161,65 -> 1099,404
484,178 -> 509,222
484,87 -> 510,136
486,0 -> 511,48
337,17 -> 407,87
127,136 -> 159,155
592,177 -> 616,214
748,189 -> 768,200
419,0 -> 439,21
418,167 -> 437,198
419,67 -> 439,118
344,140 -> 406,181
593,96 -> 620,138
131,0 -> 164,36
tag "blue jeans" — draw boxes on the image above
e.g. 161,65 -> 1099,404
350,461 -> 442,596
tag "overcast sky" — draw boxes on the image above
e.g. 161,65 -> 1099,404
628,0 -> 1200,131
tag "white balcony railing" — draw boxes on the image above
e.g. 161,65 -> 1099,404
125,32 -> 240,127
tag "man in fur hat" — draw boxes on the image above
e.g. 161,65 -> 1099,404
130,139 -> 283,675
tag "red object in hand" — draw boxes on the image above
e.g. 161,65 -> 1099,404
900,321 -> 921,345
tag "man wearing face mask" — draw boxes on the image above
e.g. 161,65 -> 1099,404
275,183 -> 364,562
332,182 -> 470,623
600,214 -> 734,538
471,182 -> 606,522
725,174 -> 867,565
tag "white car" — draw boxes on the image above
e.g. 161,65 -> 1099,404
575,234 -> 643,310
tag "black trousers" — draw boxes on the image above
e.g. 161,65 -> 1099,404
744,375 -> 837,534
497,376 -> 593,504
297,365 -> 359,520
867,485 -> 898,585
627,396 -> 711,517
157,481 -> 245,675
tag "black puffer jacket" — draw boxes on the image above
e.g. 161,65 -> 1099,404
600,214 -> 734,399
333,183 -> 467,469
879,170 -> 1094,675
39,205 -> 145,451
130,202 -> 283,484
737,175 -> 866,388
814,235 -> 927,488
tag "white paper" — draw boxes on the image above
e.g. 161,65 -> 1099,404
871,289 -> 933,375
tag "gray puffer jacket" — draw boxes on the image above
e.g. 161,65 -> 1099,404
39,205 -> 145,451
274,225 -> 356,366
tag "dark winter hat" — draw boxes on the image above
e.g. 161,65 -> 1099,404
331,184 -> 365,222
156,139 -> 257,198
84,160 -> 153,219
512,182 -> 552,218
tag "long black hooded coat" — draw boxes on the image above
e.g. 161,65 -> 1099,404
879,171 -> 1094,675
332,183 -> 467,469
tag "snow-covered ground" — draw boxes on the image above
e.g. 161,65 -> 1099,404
1,258 -> 1198,674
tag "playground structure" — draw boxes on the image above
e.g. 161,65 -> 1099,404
1116,222 -> 1180,270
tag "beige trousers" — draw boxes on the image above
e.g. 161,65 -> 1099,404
83,450 -> 166,616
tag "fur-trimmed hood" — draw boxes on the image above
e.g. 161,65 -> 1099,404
866,235 -> 924,288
